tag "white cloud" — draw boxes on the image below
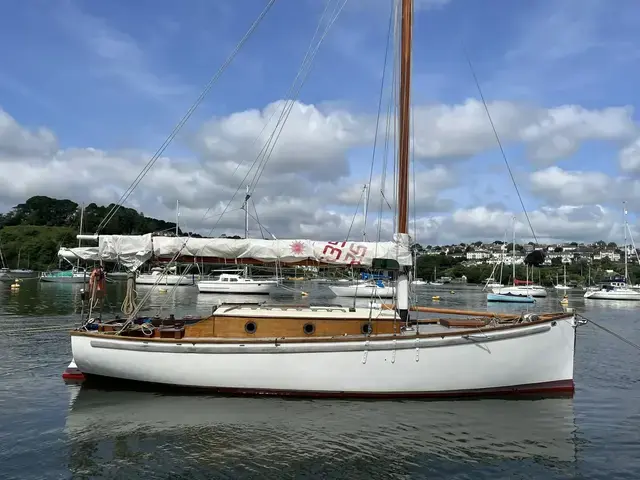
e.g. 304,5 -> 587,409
1,98 -> 638,243
0,109 -> 57,157
435,204 -> 621,244
412,100 -> 637,164
337,165 -> 456,214
529,166 -> 640,209
193,100 -> 370,182
619,137 -> 640,173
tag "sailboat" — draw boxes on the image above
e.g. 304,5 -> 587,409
487,217 -> 536,303
554,264 -> 570,291
42,204 -> 89,283
584,203 -> 640,301
60,0 -> 580,397
489,218 -> 536,303
197,187 -> 277,294
0,244 -> 35,281
428,266 -> 443,286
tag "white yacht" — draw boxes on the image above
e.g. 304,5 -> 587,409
328,280 -> 395,298
554,265 -> 571,291
136,267 -> 196,286
491,219 -> 547,298
583,280 -> 640,301
197,273 -> 277,294
585,204 -> 640,301
492,284 -> 548,298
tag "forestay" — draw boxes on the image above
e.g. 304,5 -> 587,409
57,233 -> 413,271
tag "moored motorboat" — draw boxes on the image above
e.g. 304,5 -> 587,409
328,280 -> 395,298
197,273 -> 277,294
487,293 -> 535,304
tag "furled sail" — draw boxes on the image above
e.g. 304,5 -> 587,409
57,233 -> 412,271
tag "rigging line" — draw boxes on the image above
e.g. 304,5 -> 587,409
248,0 -> 348,194
376,64 -> 395,241
464,52 -> 540,246
245,210 -> 276,240
116,2 -> 345,325
577,313 -> 640,352
364,1 -> 394,238
345,185 -> 366,242
197,0 -> 338,228
377,0 -> 399,242
250,198 -> 266,239
203,0 -> 347,238
96,0 -> 277,233
246,0 -> 343,193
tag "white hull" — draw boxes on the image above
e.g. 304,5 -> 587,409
197,280 -> 276,294
554,285 -> 571,291
583,288 -> 640,301
71,316 -> 576,396
493,286 -> 548,298
136,274 -> 195,286
0,269 -> 35,281
40,274 -> 87,283
328,285 -> 396,298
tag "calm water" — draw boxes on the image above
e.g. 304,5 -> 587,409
0,280 -> 639,479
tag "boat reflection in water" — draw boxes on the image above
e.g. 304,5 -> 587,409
65,386 -> 578,477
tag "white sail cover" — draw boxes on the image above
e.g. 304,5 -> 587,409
58,247 -> 100,262
57,234 -> 153,271
58,233 -> 412,269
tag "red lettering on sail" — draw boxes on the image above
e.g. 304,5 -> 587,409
321,241 -> 368,265
322,242 -> 345,261
345,243 -> 368,265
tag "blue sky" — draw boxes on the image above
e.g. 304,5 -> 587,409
1,0 -> 640,243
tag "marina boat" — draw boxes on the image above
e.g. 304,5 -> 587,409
0,267 -> 35,281
493,284 -> 547,298
136,267 -> 196,286
60,0 -> 582,398
584,204 -> 640,301
583,281 -> 640,301
487,293 -> 535,304
554,265 -> 571,291
490,219 -> 546,300
328,280 -> 396,298
0,245 -> 35,281
40,267 -> 88,283
428,266 -> 444,286
197,272 -> 277,294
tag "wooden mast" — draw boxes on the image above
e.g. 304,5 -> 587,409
397,0 -> 413,233
396,0 -> 413,323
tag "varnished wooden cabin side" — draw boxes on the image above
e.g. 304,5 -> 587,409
184,314 -> 401,338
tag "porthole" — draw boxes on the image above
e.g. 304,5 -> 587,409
244,321 -> 257,334
361,323 -> 373,335
303,322 -> 315,335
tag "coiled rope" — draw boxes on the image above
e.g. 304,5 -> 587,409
121,272 -> 138,316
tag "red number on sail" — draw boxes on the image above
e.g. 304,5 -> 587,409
345,243 -> 368,265
322,242 -> 345,261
